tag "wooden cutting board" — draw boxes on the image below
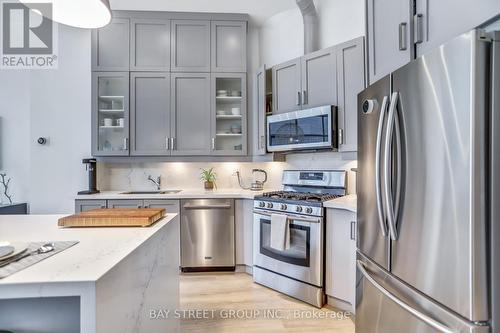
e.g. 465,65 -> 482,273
58,208 -> 166,228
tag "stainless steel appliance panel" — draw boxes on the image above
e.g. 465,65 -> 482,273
180,199 -> 235,268
357,75 -> 391,270
356,254 -> 489,333
390,31 -> 489,321
266,105 -> 337,152
490,31 -> 500,333
253,210 -> 323,287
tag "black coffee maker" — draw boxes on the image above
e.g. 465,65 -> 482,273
78,158 -> 100,195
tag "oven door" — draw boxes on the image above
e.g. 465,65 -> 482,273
253,209 -> 323,287
267,105 -> 337,152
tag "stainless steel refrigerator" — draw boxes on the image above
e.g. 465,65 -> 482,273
356,29 -> 500,333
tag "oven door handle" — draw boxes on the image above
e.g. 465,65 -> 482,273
253,209 -> 321,224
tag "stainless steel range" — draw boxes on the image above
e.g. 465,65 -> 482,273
253,170 -> 346,308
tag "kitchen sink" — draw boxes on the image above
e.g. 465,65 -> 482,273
120,190 -> 182,195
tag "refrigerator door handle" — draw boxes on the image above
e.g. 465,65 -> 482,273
384,92 -> 399,240
357,260 -> 454,333
375,95 -> 389,237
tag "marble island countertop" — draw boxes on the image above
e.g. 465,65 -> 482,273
324,194 -> 357,213
75,188 -> 277,200
0,214 -> 180,333
0,214 -> 177,285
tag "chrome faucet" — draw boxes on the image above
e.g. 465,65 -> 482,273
147,175 -> 161,190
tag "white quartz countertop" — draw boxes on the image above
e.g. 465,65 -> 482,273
324,194 -> 357,213
0,214 -> 177,285
75,188 -> 273,200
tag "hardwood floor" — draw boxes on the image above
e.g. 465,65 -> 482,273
179,272 -> 355,333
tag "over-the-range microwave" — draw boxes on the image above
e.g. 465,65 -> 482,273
266,105 -> 338,153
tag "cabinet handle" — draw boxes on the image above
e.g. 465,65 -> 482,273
260,135 -> 265,149
338,128 -> 344,145
414,14 -> 424,44
350,221 -> 356,240
170,137 -> 176,150
166,137 -> 170,150
211,137 -> 216,150
296,91 -> 302,106
302,90 -> 308,105
123,137 -> 129,151
398,22 -> 407,51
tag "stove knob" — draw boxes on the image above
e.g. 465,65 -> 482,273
258,201 -> 266,208
280,204 -> 288,210
296,206 -> 303,213
266,202 -> 274,209
305,207 -> 313,214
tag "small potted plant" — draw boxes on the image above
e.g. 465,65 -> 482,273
200,167 -> 217,190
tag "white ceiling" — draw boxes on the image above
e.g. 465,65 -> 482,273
109,0 -> 298,25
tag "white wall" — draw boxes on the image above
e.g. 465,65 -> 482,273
259,0 -> 365,67
0,25 -> 91,213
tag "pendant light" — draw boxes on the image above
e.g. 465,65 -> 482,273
20,0 -> 112,29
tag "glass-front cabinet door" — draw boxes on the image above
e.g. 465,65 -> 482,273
211,73 -> 247,155
92,72 -> 130,156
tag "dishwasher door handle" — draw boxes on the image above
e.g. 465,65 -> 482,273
183,204 -> 232,210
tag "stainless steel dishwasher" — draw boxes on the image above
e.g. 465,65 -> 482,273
180,199 -> 235,272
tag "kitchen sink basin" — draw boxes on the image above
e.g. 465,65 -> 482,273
120,190 -> 182,195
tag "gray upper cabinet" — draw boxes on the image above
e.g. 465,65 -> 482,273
92,18 -> 130,71
171,20 -> 211,72
337,37 -> 366,152
92,72 -> 130,157
130,72 -> 171,156
301,46 -> 337,108
211,73 -> 247,155
170,73 -> 212,155
254,66 -> 268,155
415,0 -> 500,57
130,19 -> 170,71
366,0 -> 413,84
211,21 -> 247,72
272,58 -> 302,114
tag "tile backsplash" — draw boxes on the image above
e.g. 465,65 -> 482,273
98,152 -> 357,194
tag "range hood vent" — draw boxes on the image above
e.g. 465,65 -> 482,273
295,0 -> 319,53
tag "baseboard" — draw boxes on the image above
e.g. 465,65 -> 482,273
326,295 -> 354,314
235,264 -> 253,275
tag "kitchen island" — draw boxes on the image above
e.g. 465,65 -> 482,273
0,214 -> 180,333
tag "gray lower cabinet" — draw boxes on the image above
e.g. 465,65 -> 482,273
366,0 -> 413,84
75,200 -> 107,213
301,46 -> 337,108
92,18 -> 130,71
107,199 -> 144,209
143,199 -> 180,213
170,73 -> 212,155
130,72 -> 171,156
235,199 -> 254,268
211,21 -> 247,72
171,20 -> 211,72
92,72 -> 130,157
337,37 -> 366,152
272,58 -> 302,114
130,19 -> 170,71
326,208 -> 356,312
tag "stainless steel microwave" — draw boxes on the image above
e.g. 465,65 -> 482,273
266,105 -> 338,152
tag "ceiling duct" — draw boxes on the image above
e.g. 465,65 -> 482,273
295,0 -> 319,53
